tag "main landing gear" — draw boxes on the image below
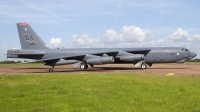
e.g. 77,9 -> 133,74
49,66 -> 54,72
141,63 -> 147,69
80,63 -> 88,69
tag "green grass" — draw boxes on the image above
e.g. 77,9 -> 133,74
0,73 -> 200,112
184,62 -> 200,65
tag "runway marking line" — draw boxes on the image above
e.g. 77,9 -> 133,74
166,73 -> 175,76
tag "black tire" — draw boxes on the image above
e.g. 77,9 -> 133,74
80,64 -> 85,69
80,63 -> 88,69
49,68 -> 53,72
85,64 -> 88,69
141,63 -> 147,69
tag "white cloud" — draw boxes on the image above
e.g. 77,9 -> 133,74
50,37 -> 63,48
188,34 -> 200,43
69,25 -> 200,55
100,29 -> 122,44
168,28 -> 188,41
68,26 -> 200,58
71,34 -> 101,48
122,26 -> 153,42
70,25 -> 158,48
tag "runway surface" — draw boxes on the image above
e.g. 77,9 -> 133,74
0,63 -> 199,76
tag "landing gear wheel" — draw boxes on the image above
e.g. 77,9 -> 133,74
85,64 -> 88,69
49,68 -> 53,72
80,63 -> 88,69
141,63 -> 147,69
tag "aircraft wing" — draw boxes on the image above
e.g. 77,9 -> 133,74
21,54 -> 86,64
21,48 -> 151,64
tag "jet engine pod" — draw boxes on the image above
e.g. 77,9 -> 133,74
119,54 -> 145,62
86,56 -> 114,65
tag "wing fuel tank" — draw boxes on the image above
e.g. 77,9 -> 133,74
86,56 -> 114,64
116,51 -> 145,62
119,54 -> 145,62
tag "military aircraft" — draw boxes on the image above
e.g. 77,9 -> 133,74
7,23 -> 197,72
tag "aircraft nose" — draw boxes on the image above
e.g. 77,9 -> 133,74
190,52 -> 197,59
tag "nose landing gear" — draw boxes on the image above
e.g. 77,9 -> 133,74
49,66 -> 54,72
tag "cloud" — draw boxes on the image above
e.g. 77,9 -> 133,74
50,38 -> 63,48
100,29 -> 122,44
71,34 -> 101,48
69,25 -> 200,52
168,28 -> 188,42
70,25 -> 159,48
121,26 -> 153,42
188,34 -> 200,43
68,26 -> 200,58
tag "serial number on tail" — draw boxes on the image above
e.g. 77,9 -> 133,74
30,43 -> 35,45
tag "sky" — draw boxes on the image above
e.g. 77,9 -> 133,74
0,0 -> 200,61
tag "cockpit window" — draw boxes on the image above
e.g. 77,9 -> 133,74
180,48 -> 184,51
181,48 -> 189,51
185,48 -> 189,51
180,48 -> 189,51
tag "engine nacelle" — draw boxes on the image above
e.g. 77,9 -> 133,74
86,56 -> 114,65
119,54 -> 145,62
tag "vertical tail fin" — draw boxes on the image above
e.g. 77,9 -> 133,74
17,22 -> 49,49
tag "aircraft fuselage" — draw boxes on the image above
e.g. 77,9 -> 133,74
7,47 -> 195,64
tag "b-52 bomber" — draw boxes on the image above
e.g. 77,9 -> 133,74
7,23 -> 197,72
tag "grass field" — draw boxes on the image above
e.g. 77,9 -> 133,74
184,62 -> 200,65
0,73 -> 200,112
